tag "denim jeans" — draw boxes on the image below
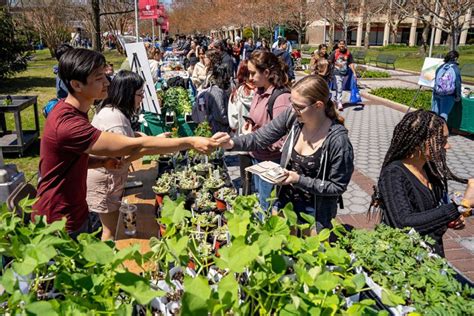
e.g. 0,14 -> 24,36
251,158 -> 278,213
431,94 -> 455,121
334,75 -> 344,103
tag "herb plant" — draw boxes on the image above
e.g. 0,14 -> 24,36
338,225 -> 474,315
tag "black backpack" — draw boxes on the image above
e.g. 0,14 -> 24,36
267,87 -> 290,120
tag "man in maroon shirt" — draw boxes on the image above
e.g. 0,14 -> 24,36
33,48 -> 218,238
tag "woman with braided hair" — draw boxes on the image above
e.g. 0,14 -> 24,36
370,110 -> 474,256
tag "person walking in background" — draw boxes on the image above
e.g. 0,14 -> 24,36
328,40 -> 356,111
310,44 -> 331,83
53,43 -> 73,98
272,38 -> 295,82
431,51 -> 462,122
243,38 -> 255,60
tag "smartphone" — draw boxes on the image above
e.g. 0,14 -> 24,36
242,115 -> 255,125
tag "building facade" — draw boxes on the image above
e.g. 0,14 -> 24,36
307,9 -> 473,47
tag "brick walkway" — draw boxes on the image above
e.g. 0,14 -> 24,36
226,74 -> 474,281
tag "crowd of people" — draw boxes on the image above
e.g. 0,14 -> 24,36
38,34 -> 472,257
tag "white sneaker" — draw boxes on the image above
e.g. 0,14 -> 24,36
337,102 -> 344,111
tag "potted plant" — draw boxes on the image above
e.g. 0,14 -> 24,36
214,187 -> 237,211
152,173 -> 176,207
175,169 -> 201,196
203,169 -> 225,194
194,192 -> 217,213
193,162 -> 212,177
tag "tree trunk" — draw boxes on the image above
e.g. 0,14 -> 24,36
91,0 -> 101,52
364,21 -> 370,49
419,21 -> 430,55
451,26 -> 458,51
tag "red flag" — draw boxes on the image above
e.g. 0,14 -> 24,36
138,0 -> 160,20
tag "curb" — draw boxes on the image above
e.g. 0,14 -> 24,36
360,91 -> 414,114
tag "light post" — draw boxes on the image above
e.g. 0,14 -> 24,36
429,0 -> 439,58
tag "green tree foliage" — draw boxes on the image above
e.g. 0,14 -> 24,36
0,8 -> 31,79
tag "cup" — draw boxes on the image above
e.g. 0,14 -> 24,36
120,202 -> 137,236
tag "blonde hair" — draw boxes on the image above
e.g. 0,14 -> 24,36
292,75 -> 344,125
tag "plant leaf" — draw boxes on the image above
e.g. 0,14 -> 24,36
82,242 -> 114,265
381,288 -> 405,306
181,275 -> 212,315
314,271 -> 340,292
115,272 -> 164,305
25,301 -> 58,316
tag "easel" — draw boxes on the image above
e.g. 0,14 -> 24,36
130,52 -> 160,114
405,85 -> 428,114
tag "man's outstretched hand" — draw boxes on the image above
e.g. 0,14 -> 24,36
212,132 -> 234,150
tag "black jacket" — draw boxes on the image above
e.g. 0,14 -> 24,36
273,48 -> 295,80
232,108 -> 354,223
378,161 -> 460,256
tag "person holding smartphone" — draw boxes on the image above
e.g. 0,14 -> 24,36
214,75 -> 354,232
241,50 -> 292,211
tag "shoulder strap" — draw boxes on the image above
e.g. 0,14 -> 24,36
267,87 -> 290,120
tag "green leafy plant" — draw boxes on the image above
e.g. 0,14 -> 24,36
215,187 -> 237,204
153,172 -> 176,194
338,225 -> 474,315
370,87 -> 432,110
153,195 -> 379,315
359,70 -> 391,78
163,87 -> 192,115
0,199 -> 163,314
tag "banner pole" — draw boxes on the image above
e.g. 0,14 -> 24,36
135,0 -> 139,42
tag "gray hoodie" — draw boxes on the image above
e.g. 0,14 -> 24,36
232,108 -> 354,224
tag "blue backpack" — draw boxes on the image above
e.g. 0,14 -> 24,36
434,64 -> 456,96
42,98 -> 60,118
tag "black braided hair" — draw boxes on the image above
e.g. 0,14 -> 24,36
368,110 -> 467,219
382,110 -> 466,187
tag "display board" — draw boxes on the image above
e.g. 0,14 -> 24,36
125,42 -> 161,114
418,57 -> 444,88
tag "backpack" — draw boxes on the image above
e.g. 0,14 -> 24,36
42,98 -> 60,118
434,64 -> 456,96
267,87 -> 291,120
192,86 -> 212,123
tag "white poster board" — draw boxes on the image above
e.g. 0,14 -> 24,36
418,57 -> 444,88
125,42 -> 161,114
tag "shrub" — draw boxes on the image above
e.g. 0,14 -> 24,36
370,87 -> 432,110
0,8 -> 31,79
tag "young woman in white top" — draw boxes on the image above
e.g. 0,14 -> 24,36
86,70 -> 169,240
191,47 -> 207,90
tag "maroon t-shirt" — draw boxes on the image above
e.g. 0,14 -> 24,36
33,100 -> 102,232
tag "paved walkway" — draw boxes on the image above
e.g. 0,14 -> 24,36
225,76 -> 474,281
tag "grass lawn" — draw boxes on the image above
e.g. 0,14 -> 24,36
0,49 -> 125,184
370,87 -> 432,111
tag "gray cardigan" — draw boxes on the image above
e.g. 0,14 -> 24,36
232,108 -> 354,221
